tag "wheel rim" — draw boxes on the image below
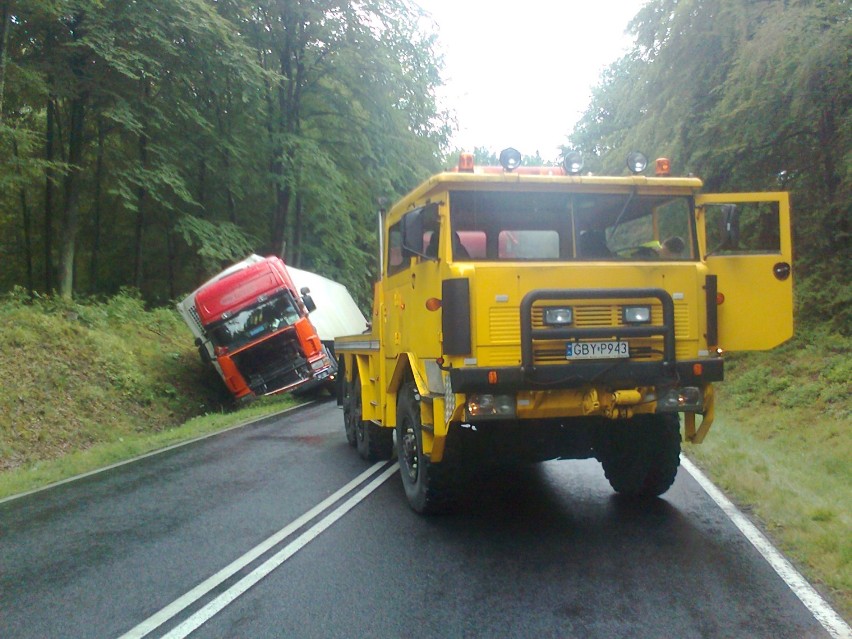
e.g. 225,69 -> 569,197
400,421 -> 419,483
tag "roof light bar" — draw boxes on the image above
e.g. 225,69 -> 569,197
499,147 -> 522,171
562,150 -> 584,175
627,151 -> 648,174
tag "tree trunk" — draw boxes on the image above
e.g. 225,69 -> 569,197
43,97 -> 56,291
166,220 -> 176,301
225,156 -> 236,225
0,0 -> 11,121
197,156 -> 207,213
133,79 -> 150,291
89,117 -> 105,292
213,90 -> 237,224
58,94 -> 87,298
293,191 -> 303,267
12,135 -> 34,295
133,132 -> 148,290
272,183 -> 291,258
271,14 -> 305,259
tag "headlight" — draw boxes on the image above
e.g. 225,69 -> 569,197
310,357 -> 329,370
623,305 -> 651,324
543,307 -> 573,325
466,394 -> 516,419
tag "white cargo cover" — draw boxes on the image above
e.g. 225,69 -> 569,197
289,266 -> 368,341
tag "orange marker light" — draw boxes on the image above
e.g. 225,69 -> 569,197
488,371 -> 498,384
693,363 -> 703,376
425,298 -> 442,311
716,292 -> 725,305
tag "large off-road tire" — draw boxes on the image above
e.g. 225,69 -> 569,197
350,375 -> 393,461
599,413 -> 681,497
396,383 -> 459,514
342,376 -> 359,447
357,419 -> 394,461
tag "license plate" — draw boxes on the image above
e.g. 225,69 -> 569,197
566,341 -> 629,360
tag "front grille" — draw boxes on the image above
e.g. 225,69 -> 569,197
520,288 -> 676,371
187,305 -> 205,334
489,307 -> 518,344
491,299 -> 686,365
232,331 -> 310,395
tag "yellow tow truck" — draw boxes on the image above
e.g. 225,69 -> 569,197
335,149 -> 793,513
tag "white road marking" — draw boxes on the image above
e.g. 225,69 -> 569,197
681,456 -> 851,639
118,461 -> 396,639
160,463 -> 400,639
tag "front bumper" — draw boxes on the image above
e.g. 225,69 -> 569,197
449,358 -> 723,394
451,287 -> 722,394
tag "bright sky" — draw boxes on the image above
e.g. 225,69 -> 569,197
416,0 -> 645,162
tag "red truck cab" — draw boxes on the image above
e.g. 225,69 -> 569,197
180,256 -> 334,400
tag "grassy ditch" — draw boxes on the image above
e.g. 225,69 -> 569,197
0,289 -> 297,498
686,329 -> 851,619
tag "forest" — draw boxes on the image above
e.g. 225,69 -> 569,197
0,0 -> 849,331
0,0 -> 450,307
568,0 -> 850,333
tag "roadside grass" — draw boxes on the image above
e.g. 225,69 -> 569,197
686,329 -> 851,619
0,289 -> 299,499
0,392 -> 298,500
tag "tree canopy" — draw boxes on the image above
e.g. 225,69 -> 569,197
568,0 -> 850,332
0,0 -> 450,306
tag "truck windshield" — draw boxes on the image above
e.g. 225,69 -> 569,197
209,291 -> 301,349
449,190 -> 696,261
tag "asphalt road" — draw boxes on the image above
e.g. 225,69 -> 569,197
0,401 -> 841,638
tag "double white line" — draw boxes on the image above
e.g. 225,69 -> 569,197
119,461 -> 399,639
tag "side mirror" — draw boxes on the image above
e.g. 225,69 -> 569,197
302,293 -> 317,313
402,209 -> 424,258
401,203 -> 439,260
195,338 -> 212,364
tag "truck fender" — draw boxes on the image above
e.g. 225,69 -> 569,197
388,352 -> 429,400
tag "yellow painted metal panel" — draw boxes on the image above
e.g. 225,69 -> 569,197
697,192 -> 793,351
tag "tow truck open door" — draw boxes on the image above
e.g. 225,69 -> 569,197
697,192 -> 793,351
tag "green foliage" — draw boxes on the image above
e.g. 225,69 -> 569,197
0,0 -> 447,305
175,215 -> 257,273
569,0 -> 851,335
0,290 -> 231,472
724,330 -> 851,416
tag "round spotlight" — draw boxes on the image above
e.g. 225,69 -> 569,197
499,147 -> 522,171
562,150 -> 584,175
626,151 -> 648,174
